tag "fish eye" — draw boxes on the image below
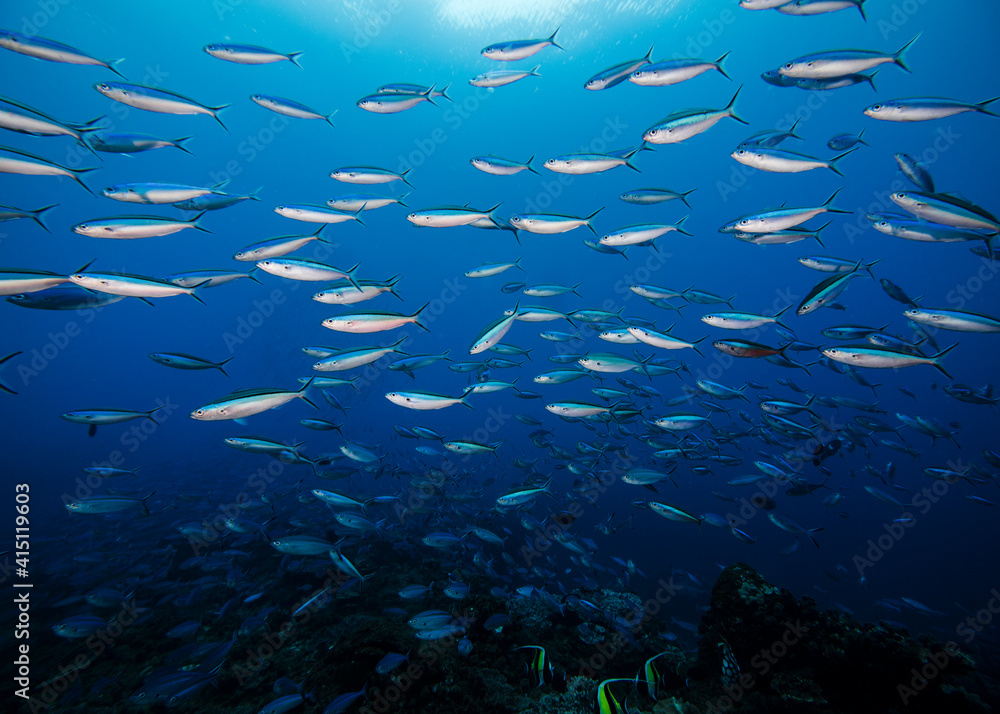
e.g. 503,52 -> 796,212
872,104 -> 882,111
98,83 -> 108,90
782,63 -> 792,69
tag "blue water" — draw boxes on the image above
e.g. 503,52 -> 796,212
2,0 -> 999,710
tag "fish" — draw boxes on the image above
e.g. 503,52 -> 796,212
719,188 -> 849,233
470,155 -> 537,176
68,271 -> 208,301
95,82 -> 229,131
65,492 -> 155,514
544,148 -> 642,175
776,0 -> 868,19
643,86 -> 746,144
312,340 -> 407,372
470,67 -> 541,88
358,85 -> 438,112
827,129 -> 868,150
767,512 -> 823,547
797,262 -> 871,315
0,203 -> 55,232
203,43 -> 302,66
73,214 -> 209,239
102,182 -> 223,204
385,391 -> 471,410
904,308 -> 1000,333
327,194 -> 408,212
0,144 -> 96,193
482,30 -> 562,61
330,166 -> 412,186
731,147 -> 856,176
509,209 -> 603,235
257,258 -> 360,285
191,381 -> 317,420
149,353 -> 233,376
778,35 -> 918,78
321,305 -> 429,333
630,53 -> 730,86
407,205 -> 500,228
88,131 -> 193,155
821,344 -> 956,377
620,188 -> 695,208
250,94 -> 336,126
600,219 -> 691,246
234,228 -> 328,261
889,191 -> 999,233
274,204 -> 364,225
894,153 -> 934,192
585,45 -> 654,90
865,96 -> 1000,122
0,30 -> 125,75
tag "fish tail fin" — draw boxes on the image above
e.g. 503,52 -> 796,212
210,104 -> 231,133
395,191 -> 410,208
775,303 -> 793,329
976,96 -> 1000,117
680,188 -> 696,209
549,27 -> 564,51
856,0 -> 868,20
216,357 -> 233,378
786,116 -> 803,141
894,32 -> 920,73
812,219 -> 833,248
863,257 -> 883,279
931,344 -> 958,378
324,109 -> 339,128
865,68 -> 880,93
460,397 -> 474,410
247,268 -> 262,285
29,204 -> 57,233
248,186 -> 263,201
190,210 -> 211,232
829,147 -> 857,177
414,302 -> 431,332
70,170 -> 95,195
529,64 -> 542,77
344,262 -> 362,291
76,133 -> 101,159
726,85 -> 748,124
288,51 -> 304,69
857,127 -> 869,146
675,214 -> 693,236
586,206 -> 604,235
401,168 -> 414,188
823,186 -> 851,213
438,83 -> 453,103
107,58 -> 128,79
715,50 -> 732,80
174,136 -> 195,155
526,155 -> 539,175
422,84 -> 438,107
644,44 -> 655,62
